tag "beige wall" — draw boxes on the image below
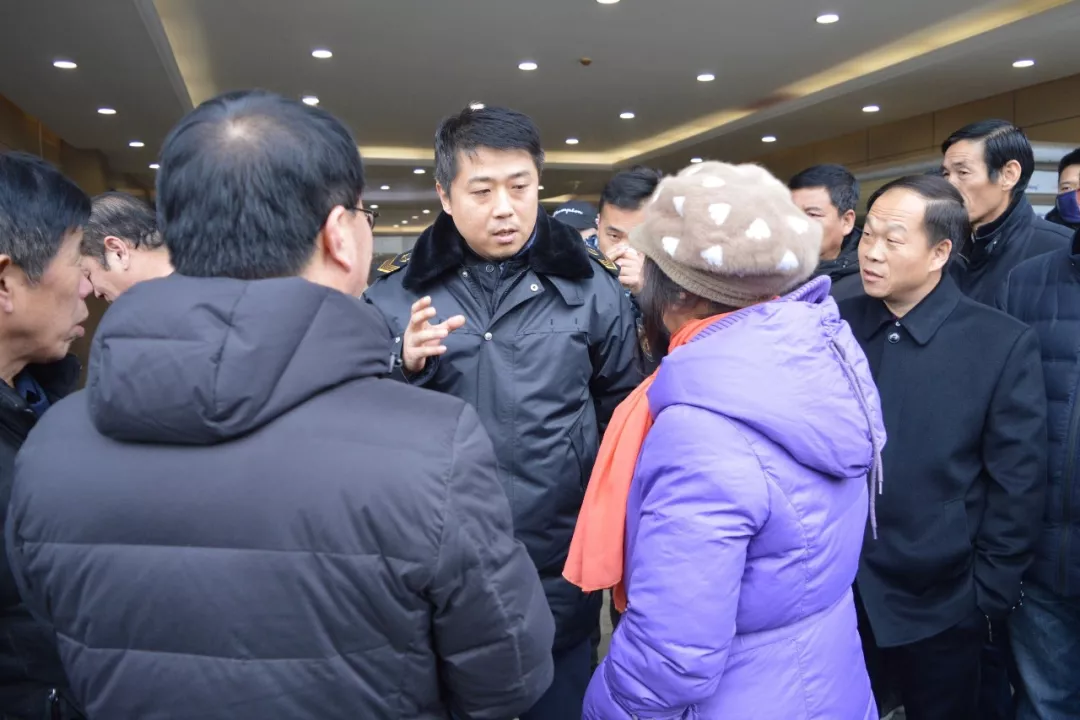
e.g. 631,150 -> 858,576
751,73 -> 1080,184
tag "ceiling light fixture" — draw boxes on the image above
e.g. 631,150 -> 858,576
470,102 -> 485,110
128,141 -> 145,148
302,96 -> 319,106
565,138 -> 580,145
380,185 -> 390,190
422,209 -> 431,214
149,163 -> 160,170
370,204 -> 379,209
862,105 -> 881,113
412,215 -> 419,220
518,61 -> 538,71
690,157 -> 703,163
620,111 -> 635,119
402,220 -> 409,225
538,185 -> 545,190
1013,59 -> 1035,68
97,107 -> 117,115
762,135 -> 778,143
52,59 -> 77,70
597,0 -> 621,4
697,73 -> 715,82
413,168 -> 426,175
816,13 -> 840,24
311,49 -> 333,59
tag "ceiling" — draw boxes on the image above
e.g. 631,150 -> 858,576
2,0 -> 1080,233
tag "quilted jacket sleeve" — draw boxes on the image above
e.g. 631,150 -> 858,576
430,405 -> 555,720
584,405 -> 769,719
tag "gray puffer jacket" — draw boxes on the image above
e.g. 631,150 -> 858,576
6,275 -> 554,720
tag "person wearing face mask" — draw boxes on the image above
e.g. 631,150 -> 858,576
1047,148 -> 1080,232
941,120 -> 1072,307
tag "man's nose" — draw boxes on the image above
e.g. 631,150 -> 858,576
79,275 -> 93,300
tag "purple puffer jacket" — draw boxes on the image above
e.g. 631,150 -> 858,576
585,278 -> 883,720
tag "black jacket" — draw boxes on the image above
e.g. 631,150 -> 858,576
997,228 -> 1080,596
365,210 -> 643,653
815,227 -> 864,302
840,276 -> 1047,647
6,276 -> 554,720
951,195 -> 1072,306
0,356 -> 79,719
1046,206 -> 1080,233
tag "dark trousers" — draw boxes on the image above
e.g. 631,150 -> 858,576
520,639 -> 592,720
979,621 -> 1018,720
1011,583 -> 1080,720
858,597 -> 986,720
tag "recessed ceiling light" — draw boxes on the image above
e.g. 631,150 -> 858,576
412,215 -> 419,220
52,59 -> 77,70
311,49 -> 333,59
470,102 -> 485,110
413,168 -> 426,175
97,107 -> 117,115
566,138 -> 580,145
620,111 -> 635,119
538,185 -> 545,190
862,105 -> 881,113
302,96 -> 319,106
402,220 -> 409,225
380,185 -> 390,190
1013,59 -> 1035,68
149,163 -> 160,170
519,61 -> 538,71
597,0 -> 620,4
393,224 -> 400,229
690,157 -> 703,163
762,135 -> 778,143
697,73 -> 716,82
816,13 -> 840,24
370,204 -> 379,209
422,209 -> 431,214
128,141 -> 145,148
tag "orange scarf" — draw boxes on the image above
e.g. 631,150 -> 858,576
564,313 -> 732,612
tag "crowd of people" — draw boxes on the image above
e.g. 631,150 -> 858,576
0,89 -> 1079,720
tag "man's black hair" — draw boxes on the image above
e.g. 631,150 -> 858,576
599,166 -> 663,214
83,192 -> 162,268
0,152 -> 90,282
434,105 -> 544,193
867,174 -> 970,248
1058,148 -> 1080,177
788,164 -> 860,215
941,119 -> 1034,198
157,89 -> 365,279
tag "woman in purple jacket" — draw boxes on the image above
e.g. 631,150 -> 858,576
570,162 -> 883,719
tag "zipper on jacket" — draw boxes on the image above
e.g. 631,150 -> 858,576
1059,376 -> 1080,593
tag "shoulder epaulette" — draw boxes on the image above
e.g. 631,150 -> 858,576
585,246 -> 619,277
376,251 -> 412,276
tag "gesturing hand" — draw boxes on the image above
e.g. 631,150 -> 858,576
609,245 -> 645,296
402,296 -> 467,375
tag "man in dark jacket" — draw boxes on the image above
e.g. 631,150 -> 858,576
1046,148 -> 1080,232
996,227 -> 1080,719
0,152 -> 90,720
942,119 -> 1072,306
790,163 -> 864,301
840,175 -> 1047,720
365,106 -> 642,720
6,91 -> 554,720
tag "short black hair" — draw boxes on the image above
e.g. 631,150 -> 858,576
434,105 -> 544,192
867,174 -> 970,248
599,166 -> 663,214
157,89 -> 365,279
0,152 -> 90,282
942,119 -> 1034,198
1059,148 -> 1080,177
788,164 -> 860,215
83,192 -> 162,267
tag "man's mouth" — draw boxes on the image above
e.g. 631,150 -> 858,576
493,228 -> 518,242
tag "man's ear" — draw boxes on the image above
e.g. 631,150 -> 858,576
840,209 -> 857,236
931,238 -> 954,273
0,255 -> 14,313
436,182 -> 452,215
999,159 -> 1023,193
320,205 -> 356,273
104,236 -> 131,270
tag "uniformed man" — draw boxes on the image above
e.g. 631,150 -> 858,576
364,105 -> 642,720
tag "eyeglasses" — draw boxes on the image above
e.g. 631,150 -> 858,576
346,205 -> 379,229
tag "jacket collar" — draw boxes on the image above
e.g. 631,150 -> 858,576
858,273 -> 961,346
1072,227 -> 1080,257
401,207 -> 594,293
0,355 -> 79,430
966,195 -> 1034,262
814,227 -> 861,280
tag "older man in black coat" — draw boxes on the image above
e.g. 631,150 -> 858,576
839,175 -> 1047,720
